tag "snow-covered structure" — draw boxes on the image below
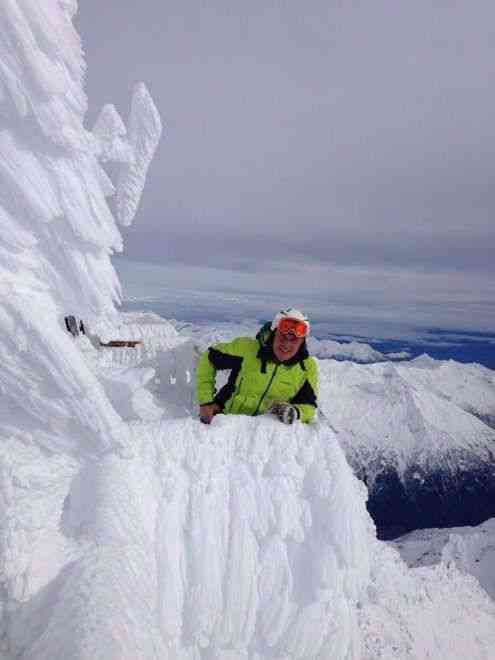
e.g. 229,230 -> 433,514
1,2 -> 495,659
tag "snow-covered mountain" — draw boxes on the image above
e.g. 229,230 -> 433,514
308,337 -> 387,363
1,2 -> 495,659
319,356 -> 495,537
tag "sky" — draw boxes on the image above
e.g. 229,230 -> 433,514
75,1 -> 495,334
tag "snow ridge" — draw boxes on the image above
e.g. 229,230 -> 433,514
318,359 -> 495,535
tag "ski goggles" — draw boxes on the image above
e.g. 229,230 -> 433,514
276,318 -> 310,338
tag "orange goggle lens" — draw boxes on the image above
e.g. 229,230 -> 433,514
277,318 -> 309,338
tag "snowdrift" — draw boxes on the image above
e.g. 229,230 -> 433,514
6,380 -> 495,659
393,517 -> 495,600
1,2 -> 495,659
6,416 -> 373,659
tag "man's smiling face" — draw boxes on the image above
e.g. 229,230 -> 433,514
272,328 -> 304,362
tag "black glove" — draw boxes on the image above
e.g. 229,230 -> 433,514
269,402 -> 298,425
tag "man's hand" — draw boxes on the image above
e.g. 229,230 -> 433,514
199,403 -> 221,424
269,402 -> 298,425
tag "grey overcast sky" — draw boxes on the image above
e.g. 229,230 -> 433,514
76,1 -> 495,331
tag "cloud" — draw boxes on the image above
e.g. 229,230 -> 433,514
78,1 -> 495,332
121,225 -> 495,276
114,255 -> 495,336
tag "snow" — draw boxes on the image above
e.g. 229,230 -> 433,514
318,358 -> 495,483
91,84 -> 162,227
169,322 -> 495,489
360,541 -> 495,660
115,83 -> 162,227
386,350 -> 412,360
392,518 -> 495,600
400,355 -> 495,425
165,320 -> 389,364
92,104 -> 134,164
1,2 -> 495,659
308,337 -> 386,363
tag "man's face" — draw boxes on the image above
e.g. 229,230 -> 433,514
273,328 -> 304,362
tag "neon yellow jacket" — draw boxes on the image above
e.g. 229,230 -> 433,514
196,324 -> 319,423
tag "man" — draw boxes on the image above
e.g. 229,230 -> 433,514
196,308 -> 319,425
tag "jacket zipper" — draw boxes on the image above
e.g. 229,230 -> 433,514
253,364 -> 279,416
227,377 -> 243,413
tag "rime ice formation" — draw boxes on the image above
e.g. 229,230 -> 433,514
1,2 -> 495,659
92,103 -> 134,164
91,84 -> 162,227
115,83 -> 162,226
0,0 -> 130,459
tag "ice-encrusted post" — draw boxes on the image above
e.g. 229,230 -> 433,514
91,83 -> 162,227
115,83 -> 162,226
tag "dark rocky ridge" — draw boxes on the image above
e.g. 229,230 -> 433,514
354,460 -> 495,540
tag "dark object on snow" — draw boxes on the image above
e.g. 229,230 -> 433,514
64,315 -> 79,337
64,317 -> 142,348
99,340 -> 142,348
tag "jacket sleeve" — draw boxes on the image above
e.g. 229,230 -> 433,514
196,338 -> 246,407
290,358 -> 319,423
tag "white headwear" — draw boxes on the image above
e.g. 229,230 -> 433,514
271,308 -> 310,334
